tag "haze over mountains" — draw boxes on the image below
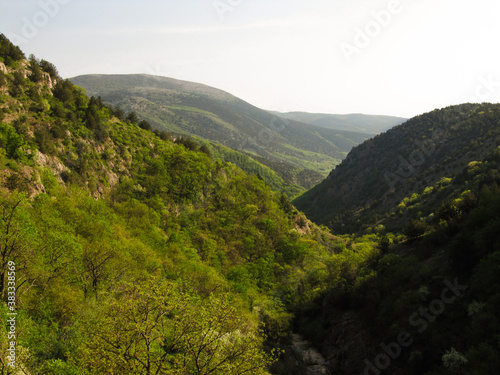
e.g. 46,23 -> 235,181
71,74 -> 403,195
271,111 -> 406,134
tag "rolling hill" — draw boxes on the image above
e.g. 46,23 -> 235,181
291,103 -> 500,375
3,34 -> 500,375
70,74 -> 373,195
0,34 -> 351,374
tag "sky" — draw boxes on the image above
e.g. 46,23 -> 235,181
1,0 -> 500,118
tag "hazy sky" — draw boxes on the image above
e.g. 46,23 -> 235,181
2,0 -> 500,118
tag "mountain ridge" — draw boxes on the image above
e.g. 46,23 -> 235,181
71,74 -> 374,195
271,110 -> 406,134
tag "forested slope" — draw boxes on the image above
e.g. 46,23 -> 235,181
295,103 -> 500,233
0,34 -> 381,375
71,74 -> 372,195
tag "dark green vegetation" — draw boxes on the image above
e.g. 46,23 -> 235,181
70,74 -> 372,196
293,103 -> 500,374
0,35 -> 383,375
271,111 -> 406,134
295,103 -> 500,232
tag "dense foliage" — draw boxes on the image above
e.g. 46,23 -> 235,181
295,103 -> 500,232
0,37 -> 381,374
296,166 -> 500,374
293,103 -> 500,374
2,35 -> 499,375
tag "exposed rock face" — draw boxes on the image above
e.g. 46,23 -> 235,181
42,72 -> 54,89
291,333 -> 329,375
0,62 -> 7,74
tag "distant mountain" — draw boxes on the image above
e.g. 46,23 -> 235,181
294,103 -> 500,232
71,74 -> 372,196
271,111 -> 406,134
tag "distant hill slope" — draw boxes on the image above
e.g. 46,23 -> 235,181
294,103 -> 500,232
71,74 -> 372,195
271,111 -> 406,134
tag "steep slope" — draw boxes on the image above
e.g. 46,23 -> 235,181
293,145 -> 500,375
70,74 -> 372,192
294,103 -> 500,233
272,111 -> 406,134
289,104 -> 500,375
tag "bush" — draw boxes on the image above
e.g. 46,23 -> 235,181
403,219 -> 429,239
442,348 -> 468,373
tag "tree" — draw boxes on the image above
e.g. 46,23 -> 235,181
28,54 -> 43,83
442,348 -> 468,373
39,59 -> 60,80
0,34 -> 25,66
403,219 -> 429,239
0,194 -> 36,301
78,279 -> 273,375
199,145 -> 211,157
126,111 -> 139,124
138,120 -> 152,131
111,105 -> 125,121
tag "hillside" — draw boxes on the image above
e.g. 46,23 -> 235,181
0,34 -> 384,375
292,143 -> 500,374
294,103 -> 500,232
288,103 -> 500,373
3,34 -> 500,375
70,74 -> 372,195
272,111 -> 406,134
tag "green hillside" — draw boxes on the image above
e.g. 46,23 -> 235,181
70,74 -> 372,195
292,144 -> 500,374
294,103 -> 500,232
3,34 -> 500,375
0,34 -> 380,375
290,102 -> 500,374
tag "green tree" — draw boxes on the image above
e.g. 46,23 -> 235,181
126,111 -> 139,124
0,194 -> 36,301
403,219 -> 429,239
79,279 -> 273,375
39,59 -> 60,80
28,54 -> 43,83
138,120 -> 152,131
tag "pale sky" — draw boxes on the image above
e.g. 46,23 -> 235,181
1,0 -> 500,118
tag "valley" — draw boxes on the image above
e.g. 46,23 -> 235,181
1,34 -> 499,375
71,74 -> 387,197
